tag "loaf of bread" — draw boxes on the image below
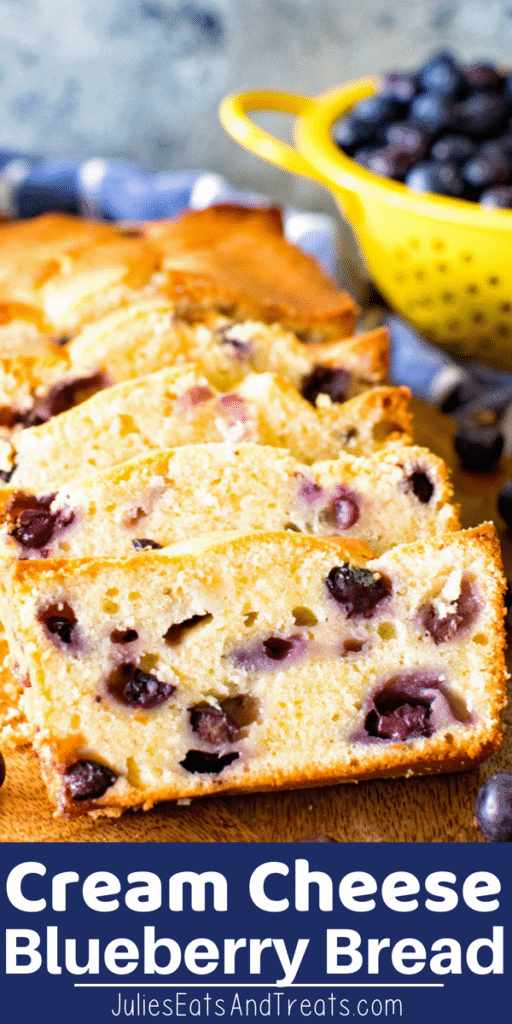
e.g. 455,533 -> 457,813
0,210 -> 505,831
0,526 -> 504,817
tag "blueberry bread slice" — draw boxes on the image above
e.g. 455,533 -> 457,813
0,209 -> 357,339
0,366 -> 412,491
0,525 -> 505,817
0,301 -> 386,436
0,304 -> 385,437
235,373 -> 411,460
66,297 -> 387,397
0,442 -> 458,561
143,204 -> 357,340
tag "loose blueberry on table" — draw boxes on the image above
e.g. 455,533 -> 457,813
453,420 -> 504,472
497,479 -> 512,529
475,773 -> 512,841
334,51 -> 512,204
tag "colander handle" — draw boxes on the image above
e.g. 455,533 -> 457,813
219,89 -> 327,183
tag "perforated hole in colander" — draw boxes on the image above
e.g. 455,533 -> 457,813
436,262 -> 449,274
394,272 -> 408,284
407,236 -> 421,251
500,302 -> 511,313
426,325 -> 441,340
460,252 -> 474,264
496,324 -> 511,338
479,337 -> 493,351
466,283 -> 479,295
414,269 -> 426,280
441,291 -> 455,303
488,276 -> 500,287
431,238 -> 446,253
448,320 -> 461,332
472,312 -> 485,325
393,247 -> 408,262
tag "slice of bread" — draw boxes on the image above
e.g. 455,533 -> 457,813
0,366 -> 412,491
0,209 -> 357,339
67,297 -> 388,395
0,301 -> 387,436
0,442 -> 458,560
0,525 -> 504,817
143,204 -> 357,339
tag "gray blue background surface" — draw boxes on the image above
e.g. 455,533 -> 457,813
2,1 -> 512,210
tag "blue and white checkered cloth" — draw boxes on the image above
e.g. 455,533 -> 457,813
1,148 -> 512,413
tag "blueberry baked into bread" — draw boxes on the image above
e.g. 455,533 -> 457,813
0,527 -> 505,817
0,442 -> 458,560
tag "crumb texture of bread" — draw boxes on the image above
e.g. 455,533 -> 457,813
0,442 -> 458,561
0,527 -> 505,817
67,298 -> 387,396
1,367 -> 412,491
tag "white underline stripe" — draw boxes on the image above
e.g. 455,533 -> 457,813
74,982 -> 444,988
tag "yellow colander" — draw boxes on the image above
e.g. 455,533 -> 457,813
219,80 -> 512,370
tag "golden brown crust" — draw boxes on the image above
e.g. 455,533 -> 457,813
5,529 -> 375,587
305,327 -> 389,382
0,214 -> 159,332
0,301 -> 51,333
0,209 -> 356,340
315,385 -> 413,449
144,205 -> 357,337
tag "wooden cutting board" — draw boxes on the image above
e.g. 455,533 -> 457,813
1,397 -> 510,843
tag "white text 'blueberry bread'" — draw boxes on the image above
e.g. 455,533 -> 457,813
0,526 -> 505,817
0,443 -> 458,561
0,366 -> 412,490
66,297 -> 388,396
